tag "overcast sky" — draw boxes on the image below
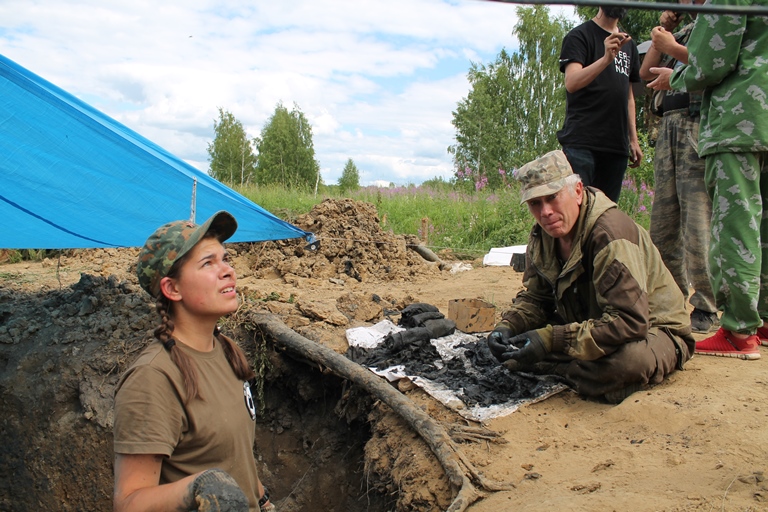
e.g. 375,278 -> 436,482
0,0 -> 577,187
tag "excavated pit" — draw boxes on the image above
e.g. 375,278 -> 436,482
0,275 -> 394,511
0,198 -> 453,511
248,346 -> 393,512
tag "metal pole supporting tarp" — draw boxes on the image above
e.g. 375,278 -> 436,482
190,178 -> 197,224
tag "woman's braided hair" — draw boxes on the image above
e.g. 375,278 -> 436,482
153,231 -> 254,403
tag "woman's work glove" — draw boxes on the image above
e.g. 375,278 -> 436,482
486,322 -> 514,361
501,327 -> 553,372
192,468 -> 249,512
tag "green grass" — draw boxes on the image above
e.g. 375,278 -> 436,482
236,175 -> 654,255
0,249 -> 53,264
238,185 -> 321,225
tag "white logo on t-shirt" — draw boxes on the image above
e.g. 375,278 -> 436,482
615,51 -> 630,77
243,380 -> 257,421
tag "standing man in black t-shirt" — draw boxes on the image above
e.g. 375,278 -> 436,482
557,5 -> 643,202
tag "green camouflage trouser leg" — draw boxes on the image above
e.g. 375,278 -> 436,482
650,110 -> 716,313
706,151 -> 768,333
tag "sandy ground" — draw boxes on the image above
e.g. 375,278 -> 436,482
294,264 -> 768,512
366,266 -> 768,512
4,252 -> 766,511
410,271 -> 768,512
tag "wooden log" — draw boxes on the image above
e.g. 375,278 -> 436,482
244,311 -> 514,512
409,242 -> 450,271
410,241 -> 440,262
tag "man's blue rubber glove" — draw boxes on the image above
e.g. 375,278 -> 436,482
487,322 -> 514,362
501,327 -> 553,372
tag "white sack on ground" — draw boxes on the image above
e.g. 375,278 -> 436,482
482,245 -> 526,266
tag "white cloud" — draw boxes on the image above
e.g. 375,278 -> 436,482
0,0 -> 577,186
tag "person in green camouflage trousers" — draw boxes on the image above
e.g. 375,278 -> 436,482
648,0 -> 768,359
640,0 -> 719,334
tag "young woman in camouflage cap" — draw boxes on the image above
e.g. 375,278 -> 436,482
113,211 -> 274,512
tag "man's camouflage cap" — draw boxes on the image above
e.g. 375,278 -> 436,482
514,150 -> 574,204
137,211 -> 237,298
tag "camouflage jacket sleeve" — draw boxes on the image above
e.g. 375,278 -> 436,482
669,0 -> 750,92
669,0 -> 768,154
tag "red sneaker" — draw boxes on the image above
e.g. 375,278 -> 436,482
757,325 -> 768,347
695,328 -> 760,360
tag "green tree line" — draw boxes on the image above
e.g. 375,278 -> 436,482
209,3 -> 663,192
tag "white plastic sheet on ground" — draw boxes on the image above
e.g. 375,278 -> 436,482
482,245 -> 527,266
346,320 -> 567,422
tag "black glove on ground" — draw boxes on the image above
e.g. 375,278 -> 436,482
398,303 -> 441,327
422,317 -> 456,339
501,329 -> 550,372
487,323 -> 514,362
192,468 -> 249,512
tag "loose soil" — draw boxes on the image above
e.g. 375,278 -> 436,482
1,198 -> 767,512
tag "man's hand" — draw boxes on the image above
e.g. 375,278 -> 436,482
192,469 -> 249,512
647,67 -> 674,91
487,323 -> 514,362
659,10 -> 683,31
629,140 -> 643,168
501,329 -> 551,372
650,26 -> 678,56
603,32 -> 631,62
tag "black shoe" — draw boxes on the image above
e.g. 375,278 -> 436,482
690,308 -> 719,334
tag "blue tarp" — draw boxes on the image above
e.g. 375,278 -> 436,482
0,54 -> 313,249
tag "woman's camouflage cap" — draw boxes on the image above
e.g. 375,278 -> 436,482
514,150 -> 575,204
137,211 -> 238,297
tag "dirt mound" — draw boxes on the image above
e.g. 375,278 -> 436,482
243,198 -> 441,283
0,273 -> 154,511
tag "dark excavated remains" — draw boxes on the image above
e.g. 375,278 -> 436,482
346,324 -> 566,410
